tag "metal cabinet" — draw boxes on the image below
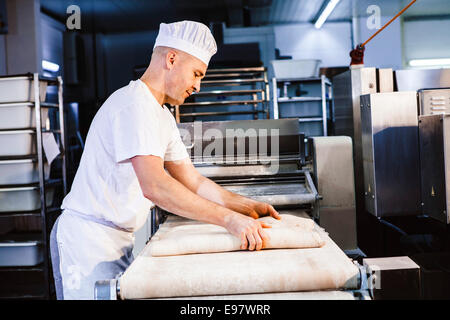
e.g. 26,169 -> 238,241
360,91 -> 421,217
418,114 -> 450,224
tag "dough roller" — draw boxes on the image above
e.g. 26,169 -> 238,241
95,119 -> 371,300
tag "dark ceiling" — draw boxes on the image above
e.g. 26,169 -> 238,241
40,0 -> 450,33
41,0 -> 236,32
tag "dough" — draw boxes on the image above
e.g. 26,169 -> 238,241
119,210 -> 359,299
149,213 -> 325,257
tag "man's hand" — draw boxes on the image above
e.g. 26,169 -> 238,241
224,212 -> 271,251
237,199 -> 281,221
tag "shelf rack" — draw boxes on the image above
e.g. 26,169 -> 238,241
0,73 -> 67,299
272,75 -> 333,136
172,67 -> 270,123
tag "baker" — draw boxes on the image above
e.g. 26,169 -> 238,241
50,20 -> 280,300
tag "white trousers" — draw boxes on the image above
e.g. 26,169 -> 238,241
50,209 -> 135,300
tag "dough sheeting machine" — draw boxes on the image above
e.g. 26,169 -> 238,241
95,119 -> 372,300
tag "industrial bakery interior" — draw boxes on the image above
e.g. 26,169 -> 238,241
0,0 -> 450,301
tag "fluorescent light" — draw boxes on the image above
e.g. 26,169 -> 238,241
314,0 -> 340,29
409,58 -> 450,67
42,60 -> 60,72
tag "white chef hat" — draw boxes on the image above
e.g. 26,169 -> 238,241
154,20 -> 217,66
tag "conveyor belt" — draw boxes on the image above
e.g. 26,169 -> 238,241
156,290 -> 359,300
116,210 -> 360,300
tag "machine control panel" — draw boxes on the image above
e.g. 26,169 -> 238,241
419,88 -> 450,116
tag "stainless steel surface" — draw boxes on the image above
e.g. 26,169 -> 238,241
319,207 -> 357,251
0,185 -> 54,212
0,103 -> 50,130
192,89 -> 263,97
363,256 -> 421,300
207,67 -> 266,73
320,75 -> 329,136
270,59 -> 321,79
360,92 -> 421,217
94,279 -> 118,300
395,68 -> 450,92
418,114 -> 450,224
178,119 -> 301,160
332,70 -> 353,137
0,235 -> 43,267
194,162 -> 299,178
0,157 -> 50,185
179,110 -> 261,117
351,68 -> 377,217
57,76 -> 68,195
275,76 -> 330,83
304,170 -> 319,207
224,183 -> 315,206
418,88 -> 450,115
272,77 -> 279,120
377,68 -> 394,93
0,76 -> 47,103
177,119 -> 316,208
0,130 -> 36,156
182,99 -> 265,107
201,78 -> 265,86
312,135 -> 357,251
221,170 -> 317,206
332,67 -> 377,220
203,72 -> 263,78
298,117 -> 323,122
278,97 -> 324,102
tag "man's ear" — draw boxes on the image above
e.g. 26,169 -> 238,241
166,50 -> 177,70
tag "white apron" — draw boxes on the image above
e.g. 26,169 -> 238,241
53,209 -> 135,300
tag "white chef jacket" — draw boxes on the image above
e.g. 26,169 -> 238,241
61,79 -> 189,232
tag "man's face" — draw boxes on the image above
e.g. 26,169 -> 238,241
165,51 -> 207,106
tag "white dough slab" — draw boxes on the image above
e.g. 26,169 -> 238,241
119,210 -> 359,299
149,213 -> 325,257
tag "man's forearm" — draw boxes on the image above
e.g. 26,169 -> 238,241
195,175 -> 257,215
146,172 -> 238,228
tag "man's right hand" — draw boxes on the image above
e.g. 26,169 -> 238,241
224,212 -> 271,251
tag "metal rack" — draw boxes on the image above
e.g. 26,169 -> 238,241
272,75 -> 333,136
0,73 -> 67,299
172,67 -> 270,122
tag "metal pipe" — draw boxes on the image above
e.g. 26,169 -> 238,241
182,99 -> 265,107
361,0 -> 417,47
180,110 -> 264,117
34,73 -> 50,299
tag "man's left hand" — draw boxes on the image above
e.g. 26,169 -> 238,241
238,200 -> 281,220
